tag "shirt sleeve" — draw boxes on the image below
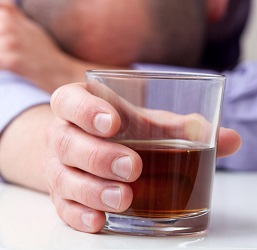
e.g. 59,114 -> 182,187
133,62 -> 257,171
0,71 -> 51,133
216,61 -> 257,171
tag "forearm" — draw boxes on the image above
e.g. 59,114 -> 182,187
39,52 -> 127,94
0,105 -> 54,192
0,3 -> 125,95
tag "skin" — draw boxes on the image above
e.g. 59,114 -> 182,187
0,1 -> 84,93
20,0 -> 228,66
0,0 -> 209,93
207,0 -> 229,22
0,1 -> 124,93
0,0 -> 240,234
0,0 -> 228,93
0,82 -> 241,233
20,0 -> 201,66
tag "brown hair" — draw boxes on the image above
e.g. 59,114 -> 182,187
140,0 -> 207,67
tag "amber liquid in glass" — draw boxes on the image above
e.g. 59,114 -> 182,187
120,140 -> 216,218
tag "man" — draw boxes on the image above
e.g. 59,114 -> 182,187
0,0 -> 248,234
0,0 -> 208,93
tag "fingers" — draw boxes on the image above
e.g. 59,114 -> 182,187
51,194 -> 106,233
146,111 -> 242,158
0,1 -> 24,71
50,83 -> 121,138
0,1 -> 16,35
0,0 -> 21,16
48,82 -> 242,235
51,82 -> 242,159
45,113 -> 140,234
49,119 -> 142,182
0,0 -> 16,8
48,162 -> 133,213
217,127 -> 242,158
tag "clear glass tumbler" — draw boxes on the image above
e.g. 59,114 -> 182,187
86,70 -> 226,236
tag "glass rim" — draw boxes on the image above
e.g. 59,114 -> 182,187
86,69 -> 226,81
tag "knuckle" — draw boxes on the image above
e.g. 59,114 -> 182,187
74,98 -> 90,122
5,37 -> 20,51
0,15 -> 17,36
50,164 -> 67,193
54,197 -> 103,233
54,124 -> 74,161
79,180 -> 99,209
185,113 -> 205,141
86,146 -> 100,173
74,95 -> 98,126
50,85 -> 71,114
54,196 -> 68,220
83,144 -> 112,176
0,12 -> 12,29
187,113 -> 204,122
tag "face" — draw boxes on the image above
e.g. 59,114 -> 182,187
22,0 -> 151,66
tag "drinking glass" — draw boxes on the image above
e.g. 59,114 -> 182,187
86,70 -> 226,236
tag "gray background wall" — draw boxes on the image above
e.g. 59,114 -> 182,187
241,0 -> 257,60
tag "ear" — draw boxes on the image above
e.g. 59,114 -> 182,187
207,0 -> 229,22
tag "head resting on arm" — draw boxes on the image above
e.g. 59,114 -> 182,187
21,0 -> 207,67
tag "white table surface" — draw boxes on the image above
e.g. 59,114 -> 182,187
0,171 -> 257,250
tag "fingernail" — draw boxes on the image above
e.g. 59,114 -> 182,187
94,113 -> 112,134
112,156 -> 132,180
81,211 -> 93,228
101,187 -> 121,210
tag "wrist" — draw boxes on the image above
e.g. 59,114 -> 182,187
0,105 -> 53,192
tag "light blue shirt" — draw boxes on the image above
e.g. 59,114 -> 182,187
0,71 -> 50,132
1,61 -> 257,171
134,62 -> 257,171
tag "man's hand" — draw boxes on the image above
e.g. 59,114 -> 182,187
0,80 -> 241,234
43,82 -> 241,233
0,1 -> 86,93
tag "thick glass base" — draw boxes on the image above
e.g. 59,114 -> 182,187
104,210 -> 209,236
